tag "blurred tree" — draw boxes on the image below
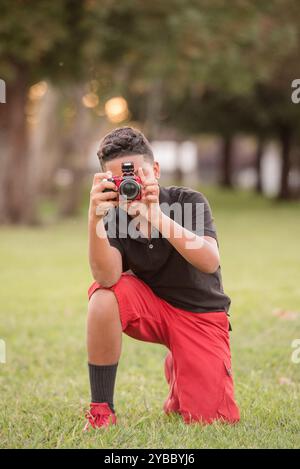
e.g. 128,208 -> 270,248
125,0 -> 300,196
0,0 -> 182,222
1,0 -> 300,226
0,0 -> 88,223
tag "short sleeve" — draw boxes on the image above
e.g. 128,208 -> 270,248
180,189 -> 219,245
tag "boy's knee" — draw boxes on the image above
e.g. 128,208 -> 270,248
88,288 -> 119,321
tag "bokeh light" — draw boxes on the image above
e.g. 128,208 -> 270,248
28,81 -> 48,100
104,96 -> 129,123
82,92 -> 99,108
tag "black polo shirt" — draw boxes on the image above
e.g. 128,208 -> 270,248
104,185 -> 231,314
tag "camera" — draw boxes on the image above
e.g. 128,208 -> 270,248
103,161 -> 142,201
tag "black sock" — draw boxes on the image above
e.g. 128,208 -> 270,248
88,362 -> 118,413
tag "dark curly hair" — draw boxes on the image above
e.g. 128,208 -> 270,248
97,126 -> 154,166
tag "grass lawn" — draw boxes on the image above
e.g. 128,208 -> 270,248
0,187 -> 299,449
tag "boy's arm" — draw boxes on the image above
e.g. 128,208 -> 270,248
88,217 -> 123,287
155,214 -> 220,274
134,168 -> 220,274
88,172 -> 123,287
157,189 -> 220,274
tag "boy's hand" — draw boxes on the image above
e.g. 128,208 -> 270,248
120,167 -> 161,225
89,171 -> 118,221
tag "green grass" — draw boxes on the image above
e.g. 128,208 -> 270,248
0,187 -> 300,448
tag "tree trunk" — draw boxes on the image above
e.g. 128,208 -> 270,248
278,127 -> 292,200
174,141 -> 184,185
59,168 -> 86,217
0,101 -> 10,222
255,137 -> 264,193
1,65 -> 38,224
145,78 -> 163,140
29,84 -> 63,196
220,135 -> 233,188
58,85 -> 98,218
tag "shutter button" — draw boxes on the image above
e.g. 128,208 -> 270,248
149,243 -> 154,249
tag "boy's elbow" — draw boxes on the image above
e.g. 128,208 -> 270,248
208,258 -> 220,274
208,264 -> 220,274
201,257 -> 220,274
100,277 -> 121,288
92,269 -> 122,288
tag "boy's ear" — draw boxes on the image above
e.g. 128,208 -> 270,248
153,161 -> 160,179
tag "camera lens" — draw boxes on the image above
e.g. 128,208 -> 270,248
119,179 -> 140,200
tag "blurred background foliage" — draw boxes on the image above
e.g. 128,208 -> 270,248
0,0 -> 300,224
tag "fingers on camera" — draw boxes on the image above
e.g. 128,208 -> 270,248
137,167 -> 146,183
93,171 -> 113,185
145,195 -> 157,202
96,191 -> 118,201
91,180 -> 117,194
99,200 -> 117,210
93,172 -> 108,183
144,184 -> 158,194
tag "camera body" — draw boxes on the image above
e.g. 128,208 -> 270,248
104,161 -> 142,201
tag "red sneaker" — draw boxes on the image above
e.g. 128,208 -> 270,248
83,402 -> 117,431
163,351 -> 180,414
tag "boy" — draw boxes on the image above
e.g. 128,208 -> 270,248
85,126 -> 240,430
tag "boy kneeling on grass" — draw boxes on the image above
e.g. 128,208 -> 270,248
84,126 -> 240,430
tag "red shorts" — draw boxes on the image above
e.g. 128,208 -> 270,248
88,272 -> 240,425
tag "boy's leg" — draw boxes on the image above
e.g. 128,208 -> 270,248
86,273 -> 171,419
167,310 -> 240,425
88,272 -> 171,345
87,274 -> 240,426
87,288 -> 122,365
87,288 -> 122,412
